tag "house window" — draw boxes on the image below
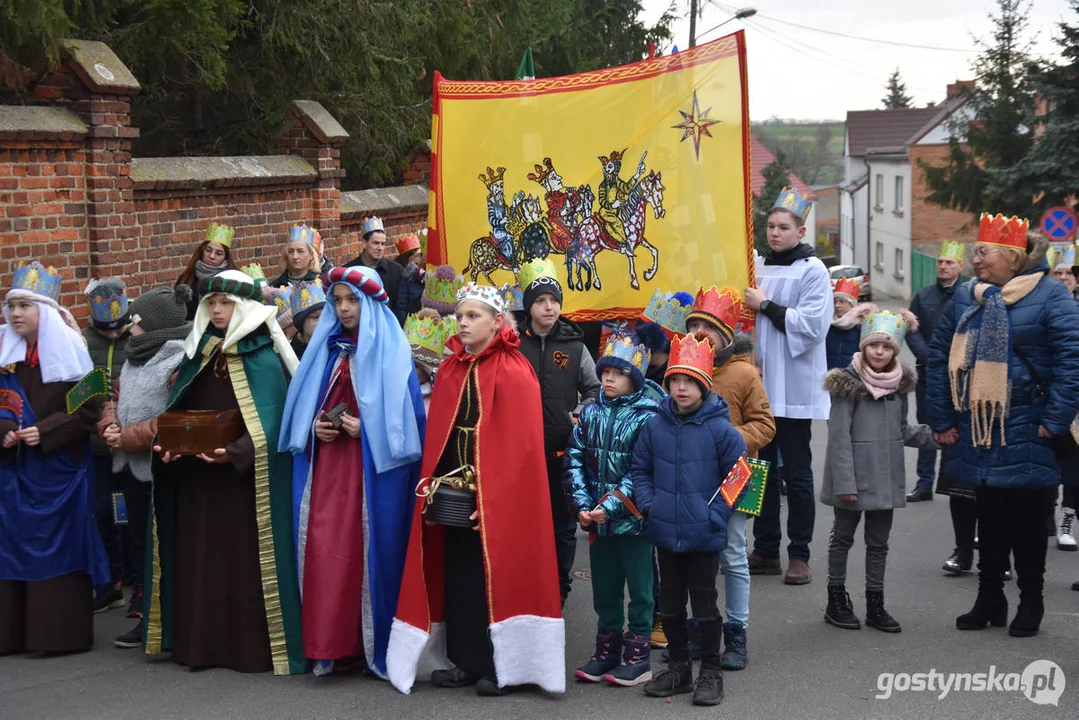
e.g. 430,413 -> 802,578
894,176 -> 905,215
875,241 -> 884,270
874,174 -> 884,210
894,248 -> 905,279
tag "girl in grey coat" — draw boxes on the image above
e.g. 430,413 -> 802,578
820,310 -> 936,635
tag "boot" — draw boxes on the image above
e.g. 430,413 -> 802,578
604,632 -> 651,686
942,548 -> 973,575
1057,510 -> 1077,551
784,558 -> 812,585
644,662 -> 693,698
1009,595 -> 1044,637
864,590 -> 901,633
955,582 -> 1008,630
574,629 -> 621,682
747,553 -> 782,575
824,585 -> 860,630
720,621 -> 747,671
692,667 -> 724,706
649,613 -> 668,649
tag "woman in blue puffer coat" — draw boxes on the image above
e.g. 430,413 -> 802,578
927,224 -> 1079,638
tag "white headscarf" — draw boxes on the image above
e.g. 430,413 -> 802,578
182,269 -> 299,375
0,289 -> 93,382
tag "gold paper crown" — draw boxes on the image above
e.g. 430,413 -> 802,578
241,263 -> 266,281
205,221 -> 235,248
404,312 -> 458,359
938,241 -> 965,262
516,258 -> 558,291
478,166 -> 506,189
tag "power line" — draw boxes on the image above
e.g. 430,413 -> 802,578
753,13 -> 976,54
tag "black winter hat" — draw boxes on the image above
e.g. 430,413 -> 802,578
130,285 -> 192,334
523,276 -> 563,313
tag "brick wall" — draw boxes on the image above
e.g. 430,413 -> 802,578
909,144 -> 978,254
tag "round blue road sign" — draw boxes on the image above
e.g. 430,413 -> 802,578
1040,206 -> 1077,241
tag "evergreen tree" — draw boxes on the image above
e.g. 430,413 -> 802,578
754,153 -> 791,255
882,68 -> 913,109
919,0 -> 1035,220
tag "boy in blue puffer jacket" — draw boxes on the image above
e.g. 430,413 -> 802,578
568,332 -> 664,688
631,333 -> 748,707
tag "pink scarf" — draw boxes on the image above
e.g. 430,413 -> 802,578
851,352 -> 903,400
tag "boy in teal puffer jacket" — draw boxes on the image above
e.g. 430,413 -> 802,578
568,331 -> 663,688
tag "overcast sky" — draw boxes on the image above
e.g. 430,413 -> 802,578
640,0 -> 1073,121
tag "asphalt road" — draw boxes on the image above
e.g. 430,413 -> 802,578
3,305 -> 1078,719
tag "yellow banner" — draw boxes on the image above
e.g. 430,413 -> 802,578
428,32 -> 753,320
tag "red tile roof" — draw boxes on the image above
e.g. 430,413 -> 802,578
750,136 -> 817,201
845,106 -> 941,157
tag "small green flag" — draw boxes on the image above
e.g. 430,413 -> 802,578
516,47 -> 535,81
66,367 -> 109,414
735,458 -> 770,517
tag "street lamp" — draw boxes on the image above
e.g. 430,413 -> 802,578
694,7 -> 757,45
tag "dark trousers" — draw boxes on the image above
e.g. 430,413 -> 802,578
827,508 -> 893,591
656,549 -> 721,669
913,375 -> 939,493
118,472 -> 152,588
92,455 -> 126,585
754,417 -> 815,562
547,455 -> 577,604
950,496 -> 978,553
1064,486 -> 1076,511
975,486 -> 1048,598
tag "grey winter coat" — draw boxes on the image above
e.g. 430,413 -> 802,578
820,364 -> 937,511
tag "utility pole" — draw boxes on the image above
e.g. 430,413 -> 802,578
689,0 -> 698,47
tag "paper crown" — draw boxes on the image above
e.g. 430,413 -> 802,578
938,241 -> 965,262
205,221 -> 235,249
978,213 -> 1029,250
290,279 -> 326,318
516,258 -> 559,291
686,286 -> 743,344
500,284 -> 524,312
772,187 -> 812,220
423,264 -> 465,315
85,278 -> 129,325
241,263 -> 266,281
404,312 -> 458,371
417,227 -> 429,254
526,157 -> 556,185
833,277 -> 861,304
1058,245 -> 1077,270
289,224 -> 322,254
395,234 -> 422,257
665,333 -> 715,390
13,261 -> 62,301
1047,245 -> 1059,270
456,282 -> 505,314
599,333 -> 651,378
268,285 -> 292,317
860,310 -> 911,347
641,289 -> 694,338
478,166 -> 506,189
361,216 -> 385,237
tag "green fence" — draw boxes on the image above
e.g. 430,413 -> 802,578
911,251 -> 936,294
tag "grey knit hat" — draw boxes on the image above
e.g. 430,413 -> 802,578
130,285 -> 192,333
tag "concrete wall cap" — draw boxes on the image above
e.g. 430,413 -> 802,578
60,40 -> 140,95
0,106 -> 89,139
341,185 -> 429,218
285,100 -> 349,145
130,155 -> 317,190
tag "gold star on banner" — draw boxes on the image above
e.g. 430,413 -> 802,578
672,90 -> 720,160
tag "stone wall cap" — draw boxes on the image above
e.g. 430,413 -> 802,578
131,155 -> 317,191
0,106 -> 89,140
60,40 -> 140,95
341,184 -> 429,217
287,100 -> 349,145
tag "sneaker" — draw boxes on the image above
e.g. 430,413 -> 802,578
603,632 -> 651,687
475,677 -> 508,696
93,583 -> 125,614
643,663 -> 693,698
692,669 -> 724,706
114,622 -> 143,649
312,660 -> 335,677
649,614 -> 668,649
575,630 -> 621,682
431,667 -> 479,688
126,584 -> 144,618
1058,511 -> 1077,551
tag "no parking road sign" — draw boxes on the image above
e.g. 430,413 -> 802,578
1040,206 -> 1077,241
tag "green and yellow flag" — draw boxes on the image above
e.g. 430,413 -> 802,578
427,32 -> 754,320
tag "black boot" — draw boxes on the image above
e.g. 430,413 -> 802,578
1009,595 -> 1044,637
864,590 -> 901,633
955,582 -> 1008,630
942,548 -> 973,576
824,585 -> 860,630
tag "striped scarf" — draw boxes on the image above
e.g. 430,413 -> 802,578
948,272 -> 1042,447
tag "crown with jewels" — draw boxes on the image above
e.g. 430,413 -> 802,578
1059,245 -> 1077,270
599,333 -> 651,378
938,241 -> 965,262
289,224 -> 322,254
423,264 -> 465,316
665,333 -> 715,390
833,278 -> 861,304
478,166 -> 506,190
526,157 -> 556,185
205,221 -> 235,249
978,213 -> 1029,250
500,284 -> 524,312
241,263 -> 266,281
641,289 -> 694,339
290,279 -> 326,318
361,216 -> 385,237
686,286 -> 743,344
395,234 -> 422,257
516,258 -> 559,292
456,282 -> 505,314
860,310 -> 911,347
772,187 -> 812,220
404,312 -> 458,371
85,278 -> 129,325
13,261 -> 62,301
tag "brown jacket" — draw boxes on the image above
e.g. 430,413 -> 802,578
711,336 -> 776,457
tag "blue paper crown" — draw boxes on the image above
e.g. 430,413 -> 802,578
1058,245 -> 1076,269
85,279 -> 128,324
13,261 -> 62,301
860,310 -> 910,346
290,280 -> 326,316
500,284 -> 524,312
599,333 -> 651,377
268,285 -> 292,317
772,186 -> 812,220
289,224 -> 322,252
361,216 -> 385,236
641,289 -> 694,336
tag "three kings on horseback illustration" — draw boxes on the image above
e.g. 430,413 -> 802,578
464,148 -> 666,292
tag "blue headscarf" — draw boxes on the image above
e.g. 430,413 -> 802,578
279,266 -> 422,472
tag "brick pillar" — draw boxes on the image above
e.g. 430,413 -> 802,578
278,100 -> 349,243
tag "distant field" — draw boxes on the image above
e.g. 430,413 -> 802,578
755,122 -> 846,155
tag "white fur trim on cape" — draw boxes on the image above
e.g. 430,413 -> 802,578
490,614 -> 566,693
386,619 -> 450,694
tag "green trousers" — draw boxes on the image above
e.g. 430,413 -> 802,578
589,534 -> 655,635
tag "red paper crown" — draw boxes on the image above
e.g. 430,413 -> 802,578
833,277 -> 861,303
686,286 -> 742,344
395,234 -> 422,256
665,333 -> 715,390
978,213 -> 1029,250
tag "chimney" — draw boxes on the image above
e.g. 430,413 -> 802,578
947,80 -> 975,99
